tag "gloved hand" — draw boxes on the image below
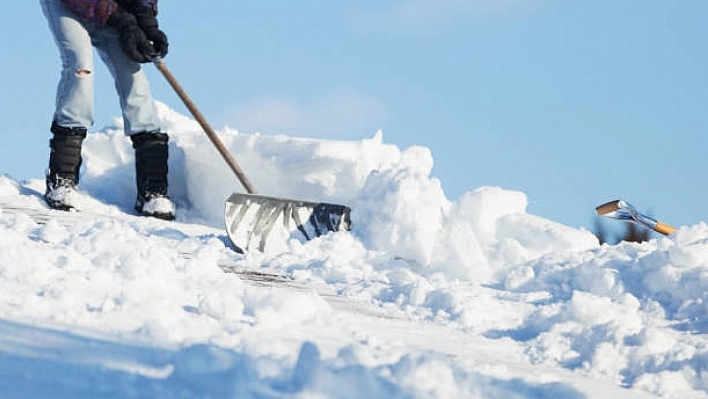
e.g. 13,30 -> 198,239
132,6 -> 169,59
107,6 -> 156,63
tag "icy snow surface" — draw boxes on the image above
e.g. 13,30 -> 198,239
0,102 -> 705,398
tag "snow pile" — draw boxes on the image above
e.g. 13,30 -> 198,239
0,102 -> 705,398
83,103 -> 598,281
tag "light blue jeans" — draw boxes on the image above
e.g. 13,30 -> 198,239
40,0 -> 161,134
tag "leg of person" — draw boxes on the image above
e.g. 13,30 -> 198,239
92,26 -> 175,220
40,0 -> 95,210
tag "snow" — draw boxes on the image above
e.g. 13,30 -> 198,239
0,102 -> 705,398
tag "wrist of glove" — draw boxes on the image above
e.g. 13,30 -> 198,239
131,6 -> 169,59
107,6 -> 168,63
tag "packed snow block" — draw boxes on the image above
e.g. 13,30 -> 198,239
434,186 -> 528,280
439,186 -> 599,281
669,223 -> 708,269
449,186 -> 598,258
431,218 -> 489,280
496,213 -> 598,261
356,146 -> 449,268
433,187 -> 531,281
450,186 -> 527,247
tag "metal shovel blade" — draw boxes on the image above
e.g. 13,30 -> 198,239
225,193 -> 351,253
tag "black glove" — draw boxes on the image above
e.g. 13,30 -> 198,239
132,6 -> 169,59
107,7 -> 155,63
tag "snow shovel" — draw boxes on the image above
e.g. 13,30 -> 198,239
595,199 -> 677,235
153,59 -> 351,252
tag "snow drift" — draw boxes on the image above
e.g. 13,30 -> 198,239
0,102 -> 705,398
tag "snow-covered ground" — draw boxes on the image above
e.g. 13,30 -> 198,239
0,103 -> 705,398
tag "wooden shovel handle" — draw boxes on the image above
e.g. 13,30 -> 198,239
154,60 -> 258,195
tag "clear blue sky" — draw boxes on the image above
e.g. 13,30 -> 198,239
3,1 -> 708,233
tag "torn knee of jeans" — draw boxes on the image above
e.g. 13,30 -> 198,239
75,69 -> 91,77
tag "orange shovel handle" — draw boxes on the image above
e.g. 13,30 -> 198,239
655,221 -> 677,236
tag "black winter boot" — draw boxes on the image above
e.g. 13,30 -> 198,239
45,122 -> 87,211
131,132 -> 175,220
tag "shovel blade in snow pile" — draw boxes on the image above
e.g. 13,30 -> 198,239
224,193 -> 351,252
155,60 -> 352,251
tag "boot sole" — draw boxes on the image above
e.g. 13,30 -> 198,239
45,198 -> 76,212
144,212 -> 175,221
135,205 -> 175,221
